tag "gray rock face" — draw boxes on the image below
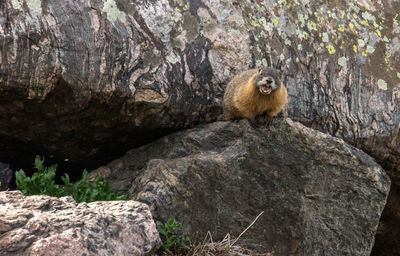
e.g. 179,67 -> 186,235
0,191 -> 161,256
95,118 -> 390,255
0,0 -> 398,175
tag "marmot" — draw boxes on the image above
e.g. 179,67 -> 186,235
223,67 -> 287,125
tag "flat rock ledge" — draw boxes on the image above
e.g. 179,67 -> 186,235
0,191 -> 161,256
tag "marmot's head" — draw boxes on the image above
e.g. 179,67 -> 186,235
254,67 -> 282,95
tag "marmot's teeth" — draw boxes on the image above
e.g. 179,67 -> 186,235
260,85 -> 272,94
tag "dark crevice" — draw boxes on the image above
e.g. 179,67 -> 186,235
0,126 -> 175,189
0,80 -> 179,186
371,184 -> 400,256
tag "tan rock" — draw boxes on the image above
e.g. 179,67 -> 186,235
0,191 -> 161,256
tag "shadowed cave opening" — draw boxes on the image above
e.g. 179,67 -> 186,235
0,80 -> 178,188
0,130 -> 171,189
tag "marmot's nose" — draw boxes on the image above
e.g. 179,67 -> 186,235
266,79 -> 273,84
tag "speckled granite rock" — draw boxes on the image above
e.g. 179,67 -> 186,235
0,191 -> 161,256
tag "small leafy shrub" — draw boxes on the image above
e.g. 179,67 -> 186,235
62,170 -> 129,203
16,156 -> 62,197
16,155 -> 129,203
156,219 -> 190,254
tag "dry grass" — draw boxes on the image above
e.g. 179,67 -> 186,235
186,211 -> 273,256
154,212 -> 273,256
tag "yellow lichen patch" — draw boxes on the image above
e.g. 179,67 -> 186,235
360,20 -> 369,26
326,44 -> 336,54
313,11 -> 321,21
140,41 -> 149,47
384,52 -> 391,64
337,24 -> 346,33
243,0 -> 395,77
248,13 -> 260,27
362,50 -> 368,56
250,20 -> 260,27
349,2 -> 358,12
309,21 -> 317,31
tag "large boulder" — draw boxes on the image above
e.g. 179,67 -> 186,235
0,191 -> 161,256
0,0 -> 398,173
92,118 -> 390,255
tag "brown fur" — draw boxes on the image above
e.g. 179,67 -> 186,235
223,68 -> 287,121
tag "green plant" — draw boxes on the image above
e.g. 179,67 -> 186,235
61,170 -> 129,203
156,219 -> 190,254
16,155 -> 129,203
16,156 -> 62,197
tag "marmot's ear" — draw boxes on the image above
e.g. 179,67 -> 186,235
258,65 -> 263,73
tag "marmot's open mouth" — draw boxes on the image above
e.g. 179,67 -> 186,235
260,85 -> 272,94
